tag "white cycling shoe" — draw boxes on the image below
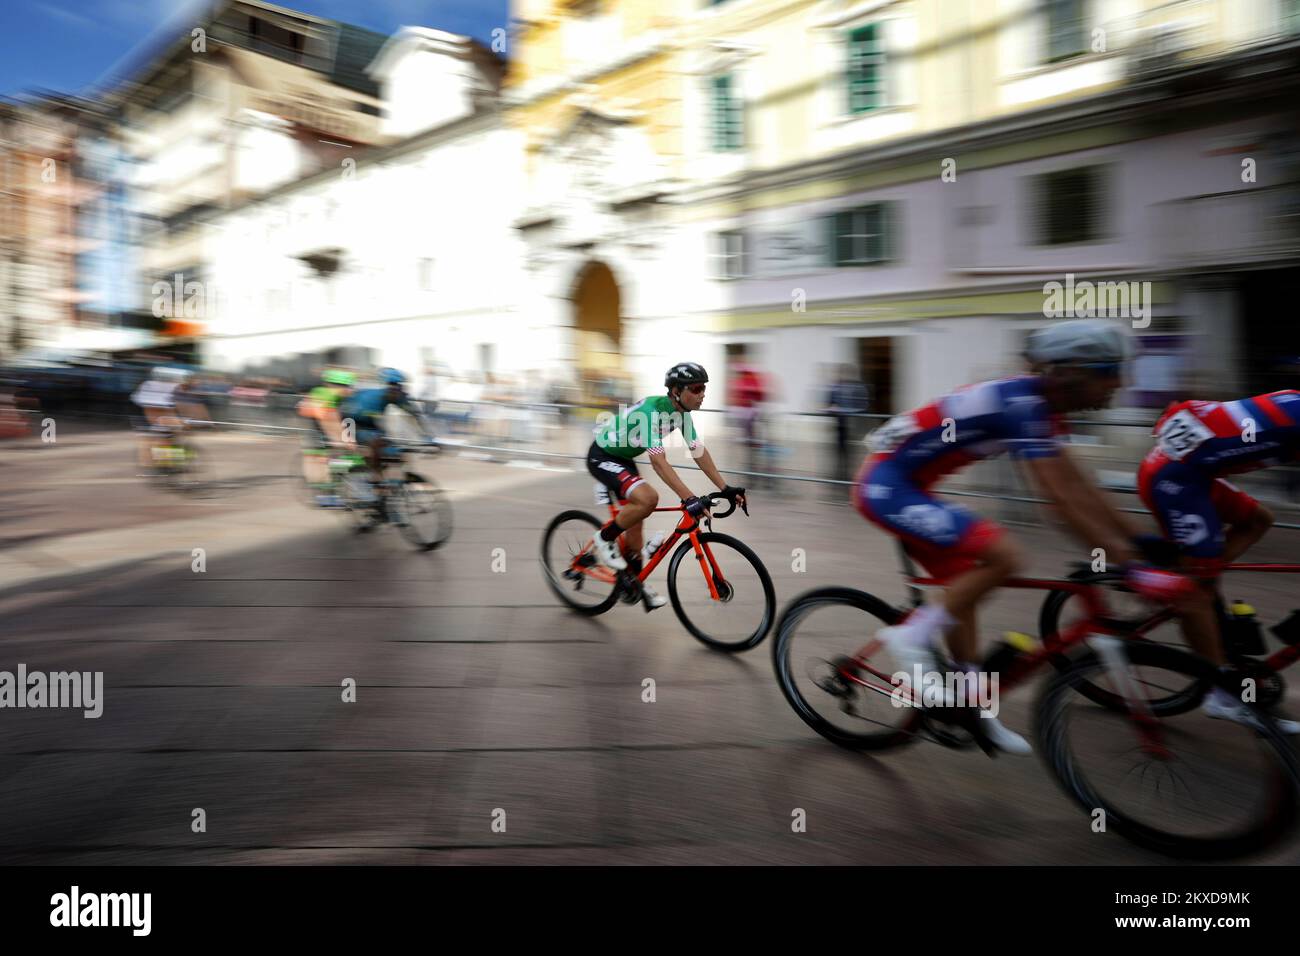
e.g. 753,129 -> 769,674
978,713 -> 1033,755
641,583 -> 668,610
588,535 -> 627,571
1203,691 -> 1300,735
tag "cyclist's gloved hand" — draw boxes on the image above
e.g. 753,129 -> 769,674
1132,534 -> 1181,567
682,495 -> 710,518
722,485 -> 748,513
1123,563 -> 1198,604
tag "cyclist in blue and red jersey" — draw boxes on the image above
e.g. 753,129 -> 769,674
1136,389 -> 1300,731
854,319 -> 1191,753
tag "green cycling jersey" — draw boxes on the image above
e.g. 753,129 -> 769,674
595,394 -> 699,460
308,385 -> 345,409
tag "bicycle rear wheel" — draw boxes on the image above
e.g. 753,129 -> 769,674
393,471 -> 452,550
666,532 -> 774,652
540,510 -> 620,615
773,587 -> 925,750
1038,641 -> 1300,858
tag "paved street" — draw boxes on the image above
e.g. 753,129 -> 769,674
2,424 -> 1299,864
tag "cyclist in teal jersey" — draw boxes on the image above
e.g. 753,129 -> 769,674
586,362 -> 747,609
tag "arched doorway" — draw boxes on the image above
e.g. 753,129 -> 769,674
570,261 -> 623,404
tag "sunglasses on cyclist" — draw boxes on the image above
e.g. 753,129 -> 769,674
684,384 -> 707,394
1074,362 -> 1122,377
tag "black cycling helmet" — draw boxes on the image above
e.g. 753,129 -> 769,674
665,362 -> 709,390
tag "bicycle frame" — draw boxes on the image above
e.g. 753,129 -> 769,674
848,575 -> 1125,700
840,555 -> 1169,752
1106,562 -> 1300,674
570,501 -> 729,599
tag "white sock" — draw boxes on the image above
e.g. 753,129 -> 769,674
892,604 -> 955,648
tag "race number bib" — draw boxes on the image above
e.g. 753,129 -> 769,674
1156,409 -> 1214,460
868,413 -> 920,454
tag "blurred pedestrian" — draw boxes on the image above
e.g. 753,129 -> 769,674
825,363 -> 869,483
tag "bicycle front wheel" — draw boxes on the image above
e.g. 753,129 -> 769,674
1038,641 -> 1300,859
392,472 -> 453,550
666,532 -> 774,652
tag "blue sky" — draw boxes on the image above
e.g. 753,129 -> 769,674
1,0 -> 511,98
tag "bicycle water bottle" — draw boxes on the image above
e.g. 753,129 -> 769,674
1225,601 -> 1266,657
642,531 -> 666,563
981,631 -> 1040,679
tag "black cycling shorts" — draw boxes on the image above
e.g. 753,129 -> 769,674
586,442 -> 645,504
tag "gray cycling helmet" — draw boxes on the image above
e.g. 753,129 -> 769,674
1025,319 -> 1129,366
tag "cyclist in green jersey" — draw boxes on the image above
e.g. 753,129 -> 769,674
586,362 -> 747,609
299,368 -> 355,445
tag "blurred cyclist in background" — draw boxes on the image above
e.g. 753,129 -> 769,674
340,368 -> 436,481
855,319 -> 1203,753
131,367 -> 209,473
298,368 -> 356,446
1137,387 -> 1300,731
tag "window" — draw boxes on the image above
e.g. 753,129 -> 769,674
846,24 -> 885,114
1031,166 -> 1106,245
248,16 -> 307,66
831,204 -> 894,266
1043,0 -> 1087,63
711,230 -> 747,279
711,74 -> 743,152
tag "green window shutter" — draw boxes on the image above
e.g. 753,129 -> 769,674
847,24 -> 884,114
881,202 -> 896,262
712,73 -> 742,151
1045,0 -> 1087,63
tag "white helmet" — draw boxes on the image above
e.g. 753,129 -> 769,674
1025,320 -> 1129,366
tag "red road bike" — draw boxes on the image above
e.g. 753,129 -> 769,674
541,490 -> 775,651
1039,562 -> 1300,713
772,545 -> 1300,858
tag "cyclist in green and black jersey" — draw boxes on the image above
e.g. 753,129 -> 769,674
586,362 -> 747,609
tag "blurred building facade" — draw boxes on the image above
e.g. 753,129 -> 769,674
0,93 -> 114,361
203,26 -> 514,380
18,0 -> 1296,410
680,0 -> 1300,413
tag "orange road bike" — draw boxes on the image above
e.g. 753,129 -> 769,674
541,490 -> 775,652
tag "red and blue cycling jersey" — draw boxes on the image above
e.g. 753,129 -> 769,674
854,376 -> 1066,578
1137,390 -> 1300,565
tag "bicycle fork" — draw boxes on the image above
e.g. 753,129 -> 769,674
1087,635 -> 1171,759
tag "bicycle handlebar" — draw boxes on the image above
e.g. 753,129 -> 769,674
705,490 -> 740,519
